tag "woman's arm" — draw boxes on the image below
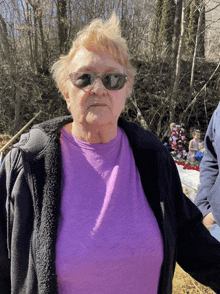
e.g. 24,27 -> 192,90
194,109 -> 219,220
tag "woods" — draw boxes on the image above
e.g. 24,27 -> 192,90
0,0 -> 220,139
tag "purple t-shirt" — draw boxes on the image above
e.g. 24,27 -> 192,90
56,127 -> 163,293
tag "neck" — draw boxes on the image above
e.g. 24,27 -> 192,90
64,122 -> 117,143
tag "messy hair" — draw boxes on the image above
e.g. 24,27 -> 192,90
51,12 -> 135,98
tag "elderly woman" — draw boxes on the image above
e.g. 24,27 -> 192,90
1,14 -> 220,294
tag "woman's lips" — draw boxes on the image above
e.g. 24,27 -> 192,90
90,103 -> 108,107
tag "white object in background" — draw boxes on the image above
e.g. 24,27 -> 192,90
176,164 -> 200,202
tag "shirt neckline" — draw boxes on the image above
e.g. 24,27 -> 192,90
61,127 -> 122,150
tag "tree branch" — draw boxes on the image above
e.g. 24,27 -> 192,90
181,60 -> 220,121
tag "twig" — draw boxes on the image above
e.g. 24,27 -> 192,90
181,60 -> 220,121
0,110 -> 42,153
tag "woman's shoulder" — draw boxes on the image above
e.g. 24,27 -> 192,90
118,118 -> 164,150
118,118 -> 171,166
12,116 -> 72,159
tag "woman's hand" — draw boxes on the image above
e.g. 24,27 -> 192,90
203,212 -> 216,228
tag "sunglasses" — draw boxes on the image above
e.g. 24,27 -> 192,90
68,72 -> 128,90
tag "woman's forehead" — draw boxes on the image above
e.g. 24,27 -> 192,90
69,47 -> 124,73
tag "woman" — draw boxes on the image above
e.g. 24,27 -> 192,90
1,14 -> 220,294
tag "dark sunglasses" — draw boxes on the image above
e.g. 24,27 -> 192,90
68,72 -> 128,90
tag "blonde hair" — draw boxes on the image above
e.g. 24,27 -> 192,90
51,12 -> 135,98
170,122 -> 176,130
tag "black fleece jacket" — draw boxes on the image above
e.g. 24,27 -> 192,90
1,116 -> 220,294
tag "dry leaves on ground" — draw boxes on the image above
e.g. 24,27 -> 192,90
173,263 -> 214,293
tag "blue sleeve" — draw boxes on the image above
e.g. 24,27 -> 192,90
194,103 -> 220,221
194,150 -> 203,161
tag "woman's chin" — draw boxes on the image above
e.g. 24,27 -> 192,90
85,112 -> 116,128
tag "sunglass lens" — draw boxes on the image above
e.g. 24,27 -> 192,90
103,74 -> 125,90
74,73 -> 93,88
71,73 -> 127,90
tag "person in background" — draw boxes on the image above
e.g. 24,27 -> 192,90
1,14 -> 220,294
162,122 -> 176,152
194,141 -> 205,165
170,122 -> 176,131
195,103 -> 220,242
187,129 -> 200,161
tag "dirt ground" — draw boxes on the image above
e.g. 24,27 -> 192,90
173,263 -> 214,293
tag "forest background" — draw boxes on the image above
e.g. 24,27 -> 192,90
1,0 -> 220,144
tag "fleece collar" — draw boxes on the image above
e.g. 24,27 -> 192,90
13,116 -> 73,161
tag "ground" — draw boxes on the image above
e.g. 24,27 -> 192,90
173,264 -> 214,293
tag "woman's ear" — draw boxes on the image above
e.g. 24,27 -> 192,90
64,92 -> 71,111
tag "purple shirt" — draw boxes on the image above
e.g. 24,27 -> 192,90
56,127 -> 163,293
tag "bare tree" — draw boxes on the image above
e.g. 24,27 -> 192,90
0,13 -> 21,132
172,0 -> 182,63
170,0 -> 186,122
57,0 -> 68,54
189,0 -> 205,95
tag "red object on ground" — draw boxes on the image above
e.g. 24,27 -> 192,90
174,160 -> 200,172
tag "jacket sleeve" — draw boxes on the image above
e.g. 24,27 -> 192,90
0,155 -> 11,294
164,153 -> 220,293
194,107 -> 219,218
177,210 -> 220,293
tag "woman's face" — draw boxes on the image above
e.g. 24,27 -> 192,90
65,46 -> 128,130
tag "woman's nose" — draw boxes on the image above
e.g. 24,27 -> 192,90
90,78 -> 107,95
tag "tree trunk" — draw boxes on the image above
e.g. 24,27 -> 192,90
0,14 -> 21,133
27,0 -> 48,74
38,11 -> 49,74
27,3 -> 35,72
57,0 -> 67,54
130,96 -> 148,130
19,0 -> 35,72
14,87 -> 21,132
189,0 -> 205,96
172,0 -> 182,63
32,3 -> 40,72
170,0 -> 186,122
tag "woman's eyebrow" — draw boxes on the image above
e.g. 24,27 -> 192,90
104,67 -> 123,73
76,66 -> 122,72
